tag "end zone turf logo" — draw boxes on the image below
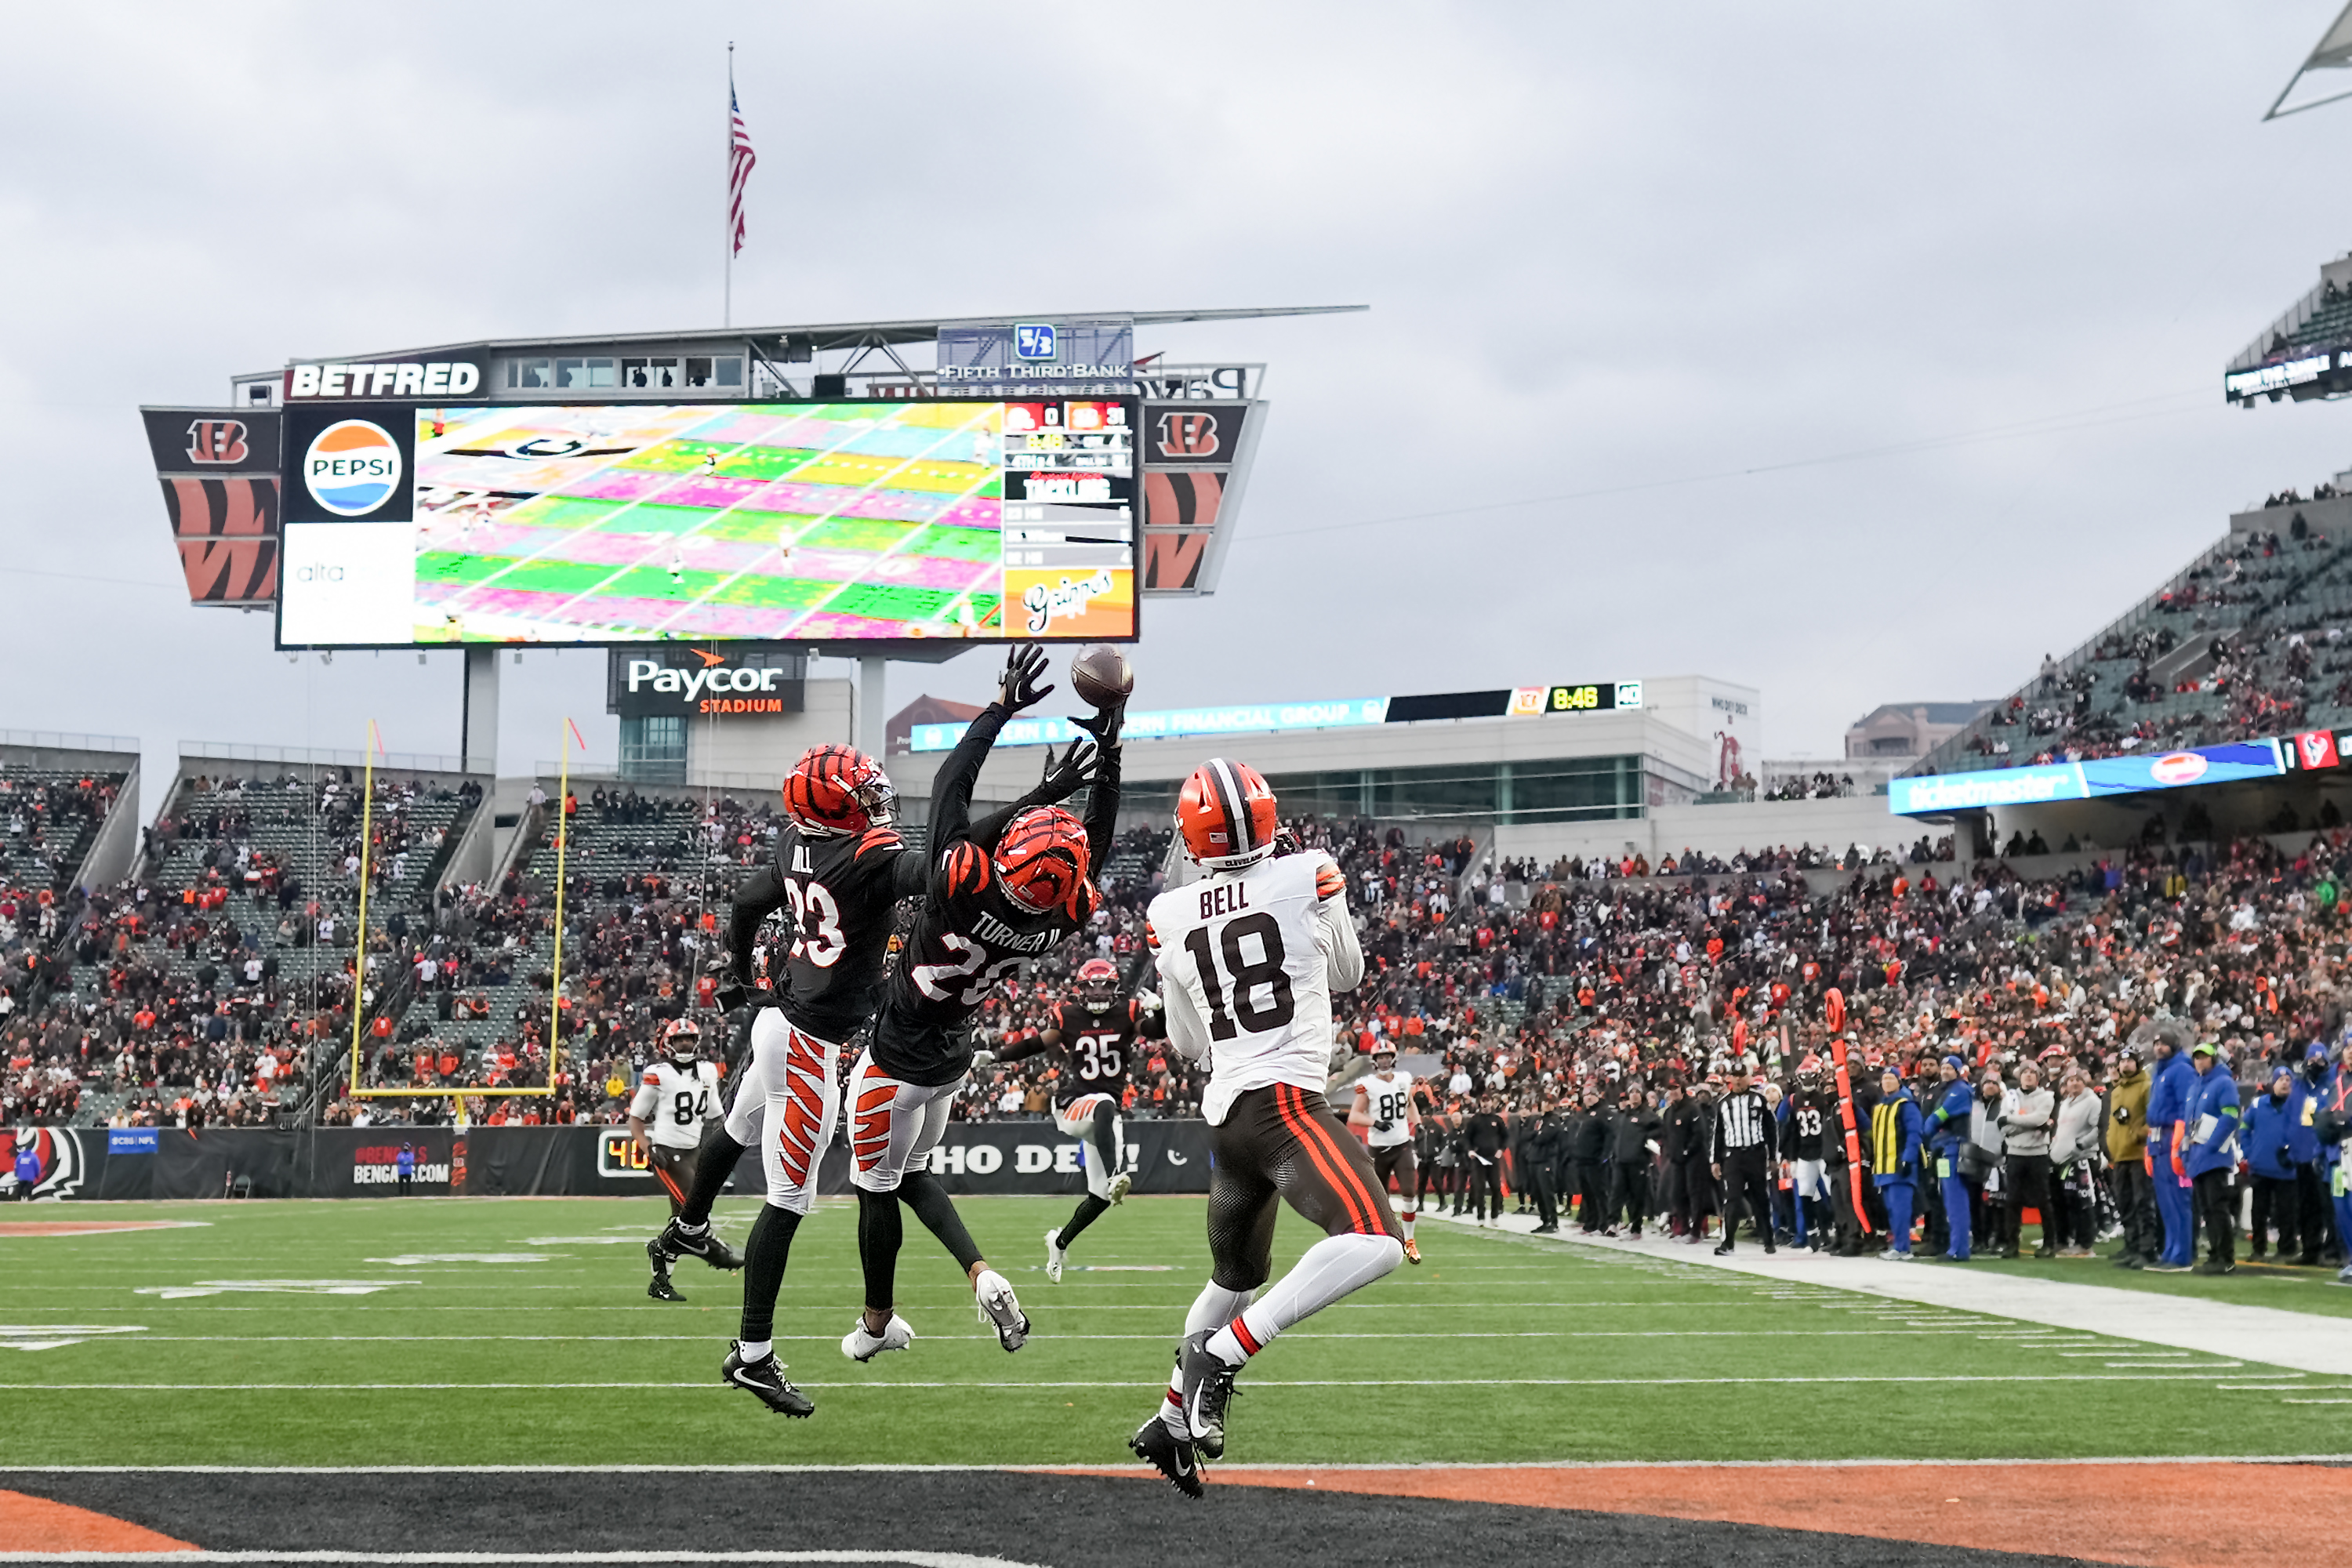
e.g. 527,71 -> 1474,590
5,1127 -> 85,1200
304,419 -> 403,516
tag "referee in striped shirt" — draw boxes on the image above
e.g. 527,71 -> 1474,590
1709,1058 -> 1778,1255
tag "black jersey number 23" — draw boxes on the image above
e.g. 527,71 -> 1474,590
1182,911 -> 1295,1042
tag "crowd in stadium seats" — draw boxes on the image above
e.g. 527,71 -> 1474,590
1928,510 -> 2352,773
10,760 -> 2351,1284
0,768 -> 131,1128
1762,771 -> 1860,801
1335,824 -> 2352,1276
3,770 -> 481,1131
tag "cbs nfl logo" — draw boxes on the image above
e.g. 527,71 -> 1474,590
1014,323 -> 1057,361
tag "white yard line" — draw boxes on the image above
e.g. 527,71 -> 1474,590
1428,1211 -> 2352,1376
2,1374 -> 2240,1391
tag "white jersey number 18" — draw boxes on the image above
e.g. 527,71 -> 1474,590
1181,912 -> 1295,1040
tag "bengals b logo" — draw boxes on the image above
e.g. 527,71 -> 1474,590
185,419 -> 250,465
1154,412 -> 1221,459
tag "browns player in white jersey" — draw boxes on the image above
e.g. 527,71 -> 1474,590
629,1018 -> 734,1301
991,956 -> 1167,1280
1348,1043 -> 1424,1263
1128,760 -> 1403,1497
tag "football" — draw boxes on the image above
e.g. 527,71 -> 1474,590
1069,644 -> 1134,707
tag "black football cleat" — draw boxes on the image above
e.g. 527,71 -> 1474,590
722,1341 -> 814,1417
661,1218 -> 744,1271
646,1240 -> 685,1301
1178,1330 -> 1240,1461
1129,1417 -> 1204,1499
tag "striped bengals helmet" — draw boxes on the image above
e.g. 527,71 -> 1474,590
993,806 -> 1091,914
780,746 -> 895,837
1077,957 -> 1119,1011
1177,757 -> 1278,871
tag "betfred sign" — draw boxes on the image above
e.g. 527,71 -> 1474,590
288,361 -> 483,400
610,648 -> 804,718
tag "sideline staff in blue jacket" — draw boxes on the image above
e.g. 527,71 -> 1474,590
2144,1026 -> 2198,1271
1922,1054 -> 1975,1261
2183,1042 -> 2241,1276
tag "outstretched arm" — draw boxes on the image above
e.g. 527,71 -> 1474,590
912,644 -> 1057,901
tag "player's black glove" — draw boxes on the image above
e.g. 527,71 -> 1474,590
715,980 -> 750,1014
1000,643 -> 1053,713
1036,741 -> 1099,804
1072,698 -> 1125,749
1374,1117 -> 1394,1134
1272,826 -> 1303,858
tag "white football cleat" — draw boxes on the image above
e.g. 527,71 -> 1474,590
1108,1172 -> 1133,1205
1045,1227 -> 1068,1284
840,1312 -> 914,1363
974,1267 -> 1031,1352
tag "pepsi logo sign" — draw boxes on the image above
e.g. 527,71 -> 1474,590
2148,752 -> 2208,787
304,419 -> 403,517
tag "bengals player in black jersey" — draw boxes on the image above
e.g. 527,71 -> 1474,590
840,651 -> 1125,1365
989,956 -> 1167,1280
652,646 -> 1094,1416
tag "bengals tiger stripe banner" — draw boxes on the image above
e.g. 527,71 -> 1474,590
143,407 -> 283,609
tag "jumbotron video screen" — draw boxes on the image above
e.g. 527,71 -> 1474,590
275,397 -> 1138,646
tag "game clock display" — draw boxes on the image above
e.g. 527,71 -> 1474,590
275,397 -> 1138,647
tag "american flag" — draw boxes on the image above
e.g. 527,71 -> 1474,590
728,85 -> 757,256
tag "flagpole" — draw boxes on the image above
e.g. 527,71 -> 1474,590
724,41 -> 735,329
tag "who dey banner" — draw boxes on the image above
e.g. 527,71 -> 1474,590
16,1121 -> 1215,1200
1889,739 -> 2285,816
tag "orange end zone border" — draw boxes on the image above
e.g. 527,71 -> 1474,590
1058,1461 -> 2352,1568
0,1221 -> 207,1237
0,1489 -> 196,1554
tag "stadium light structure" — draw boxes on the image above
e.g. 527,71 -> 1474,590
2265,2 -> 2352,119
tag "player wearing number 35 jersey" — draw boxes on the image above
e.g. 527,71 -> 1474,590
995,957 -> 1167,1281
1130,758 -> 1403,1497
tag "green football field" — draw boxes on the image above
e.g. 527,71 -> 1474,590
5,1195 -> 2348,1467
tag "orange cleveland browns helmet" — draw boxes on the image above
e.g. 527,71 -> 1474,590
993,806 -> 1091,913
1177,757 -> 1279,871
780,745 -> 895,837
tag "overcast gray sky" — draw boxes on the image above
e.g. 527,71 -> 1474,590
8,2 -> 2352,796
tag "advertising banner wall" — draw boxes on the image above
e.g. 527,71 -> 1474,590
16,1122 -> 1215,1200
1889,738 -> 2288,816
